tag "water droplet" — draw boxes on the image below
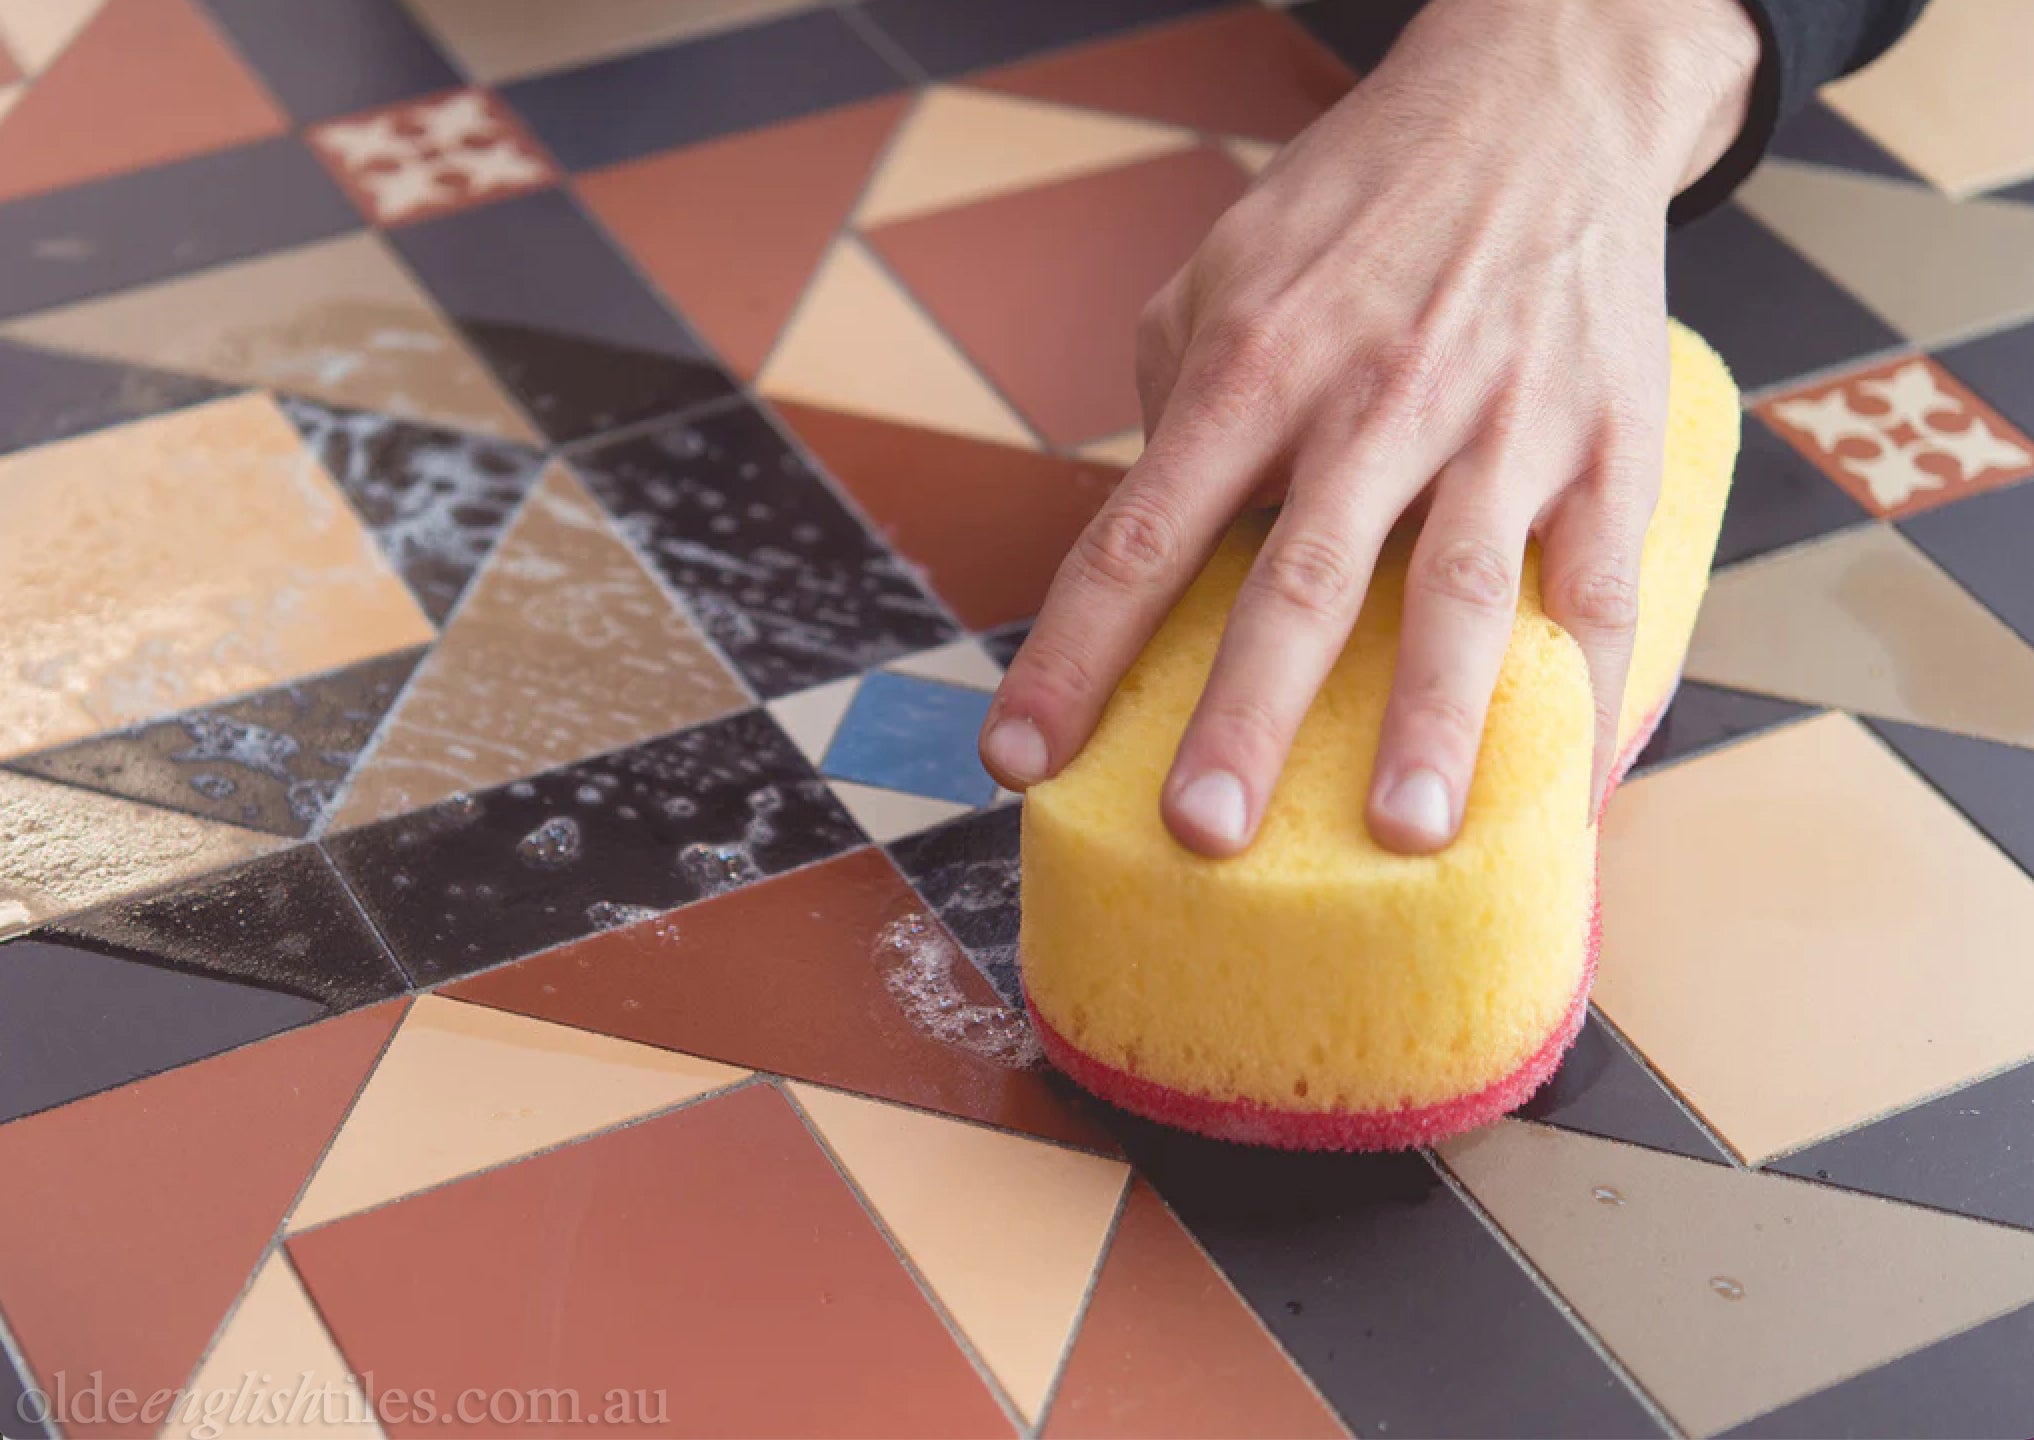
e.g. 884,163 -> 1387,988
585,901 -> 660,931
620,997 -> 642,1011
438,792 -> 481,822
517,815 -> 583,869
677,841 -> 759,893
189,773 -> 237,799
1284,1300 -> 1304,1316
662,794 -> 699,819
1709,1276 -> 1745,1301
1591,1186 -> 1625,1207
508,781 -> 536,799
575,784 -> 604,805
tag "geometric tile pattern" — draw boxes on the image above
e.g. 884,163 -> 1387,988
306,89 -> 555,228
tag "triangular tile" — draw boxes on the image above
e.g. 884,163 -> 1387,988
1684,525 -> 2034,748
1078,429 -> 1144,467
1865,715 -> 2034,875
290,995 -> 746,1231
330,466 -> 748,829
1439,1118 -> 2034,1437
857,85 -> 1192,227
0,0 -> 103,75
757,239 -> 1036,448
4,232 -> 539,444
0,1003 -> 405,1440
1736,160 -> 2034,347
577,91 -> 907,380
765,675 -> 863,766
0,336 -> 231,457
1625,679 -> 1819,780
827,777 -> 974,844
790,1082 -> 1129,1423
1518,1011 -> 1732,1164
887,640 -> 1005,692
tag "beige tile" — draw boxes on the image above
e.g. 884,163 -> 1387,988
1684,524 -> 2034,749
0,85 -> 17,126
885,639 -> 1004,692
763,675 -> 860,767
1440,1120 -> 2034,1437
4,232 -> 538,444
857,85 -> 1195,227
790,1082 -> 1129,1422
825,778 -> 973,844
0,770 -> 282,939
1223,136 -> 1280,174
1078,428 -> 1145,467
1596,711 -> 2034,1163
1821,0 -> 2034,197
0,393 -> 435,759
758,238 -> 1036,449
0,0 -> 103,74
1736,160 -> 2034,347
405,0 -> 819,84
331,465 -> 747,827
290,996 -> 747,1231
166,1253 -> 382,1439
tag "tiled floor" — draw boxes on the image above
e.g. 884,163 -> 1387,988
2,1 -> 2033,1436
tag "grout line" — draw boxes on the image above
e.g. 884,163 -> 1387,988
1583,1004 -> 1749,1168
829,0 -> 930,87
313,841 -> 415,992
1619,698 -> 1828,785
0,1298 -> 57,1440
1028,1172 -> 1132,1437
552,388 -> 751,458
1855,713 -> 2034,888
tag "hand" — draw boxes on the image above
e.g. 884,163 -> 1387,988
979,0 -> 1757,855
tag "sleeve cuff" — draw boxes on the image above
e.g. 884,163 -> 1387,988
1666,0 -> 1784,226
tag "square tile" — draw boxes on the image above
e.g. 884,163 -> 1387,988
201,0 -> 461,123
1900,474 -> 2034,649
823,670 -> 996,807
308,88 -> 557,227
406,0 -> 825,86
1935,315 -> 2034,437
857,0 -> 1229,79
1865,716 -> 2034,880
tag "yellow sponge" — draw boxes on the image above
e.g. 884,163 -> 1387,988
1021,322 -> 1739,1149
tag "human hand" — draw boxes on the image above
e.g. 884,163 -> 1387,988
979,0 -> 1757,855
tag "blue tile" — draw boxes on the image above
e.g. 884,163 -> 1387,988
824,671 -> 997,806
201,0 -> 460,123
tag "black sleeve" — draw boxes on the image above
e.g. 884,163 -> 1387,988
1667,0 -> 1932,225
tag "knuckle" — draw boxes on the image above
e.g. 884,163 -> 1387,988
1396,687 -> 1483,750
1200,311 -> 1296,404
1560,566 -> 1641,635
1011,636 -> 1095,707
1414,537 -> 1516,616
1075,496 -> 1179,592
1369,335 -> 1449,422
1252,535 -> 1361,620
1201,694 -> 1286,765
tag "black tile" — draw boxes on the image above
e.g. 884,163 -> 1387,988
0,1338 -> 50,1440
1119,1121 -> 1665,1439
1715,411 -> 1873,566
1727,1298 -> 2034,1439
501,8 -> 903,170
574,404 -> 955,697
1934,317 -> 2034,439
7,650 -> 425,839
1768,100 -> 1922,183
0,139 -> 359,322
1900,477 -> 2034,647
1988,175 -> 2034,207
1666,202 -> 1902,393
388,190 -> 733,443
1866,718 -> 2034,878
1286,0 -> 1426,73
0,339 -> 233,457
861,0 -> 1230,78
201,0 -> 460,123
278,397 -> 548,624
1627,681 -> 1819,778
324,710 -> 866,985
888,804 -> 1022,1003
1520,1012 -> 1733,1163
980,621 -> 1031,670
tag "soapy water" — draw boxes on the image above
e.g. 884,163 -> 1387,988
875,912 -> 1040,1069
517,815 -> 583,869
677,841 -> 759,894
585,901 -> 661,931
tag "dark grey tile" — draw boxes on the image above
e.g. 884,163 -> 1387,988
201,0 -> 460,123
888,804 -> 1021,1003
1988,176 -> 2034,207
1628,681 -> 1819,779
1934,318 -> 2034,439
1285,0 -> 1425,74
0,1337 -> 50,1440
0,339 -> 233,457
0,140 -> 360,321
980,621 -> 1031,670
1866,718 -> 2034,878
573,404 -> 955,697
860,0 -> 1230,78
1727,1299 -> 2034,1439
1899,478 -> 2034,647
7,650 -> 424,839
501,8 -> 903,170
1715,412 -> 1872,566
388,190 -> 733,442
1768,101 -> 1922,184
1520,1012 -> 1733,1163
323,709 -> 865,986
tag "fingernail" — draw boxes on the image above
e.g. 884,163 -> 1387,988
1175,770 -> 1248,848
982,717 -> 1049,786
1380,768 -> 1454,845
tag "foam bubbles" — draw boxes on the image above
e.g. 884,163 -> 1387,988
875,912 -> 1040,1069
517,815 -> 583,869
585,900 -> 660,931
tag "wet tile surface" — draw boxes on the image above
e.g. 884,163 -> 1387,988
1518,1012 -> 1732,1164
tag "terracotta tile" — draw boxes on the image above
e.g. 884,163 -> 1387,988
289,1084 -> 1013,1438
777,400 -> 1118,628
1821,0 -> 2034,197
446,847 -> 1114,1151
291,996 -> 746,1230
0,34 -> 17,85
973,6 -> 1351,143
578,93 -> 907,379
1596,712 -> 2034,1163
1683,525 -> 2034,748
4,233 -> 541,446
791,1083 -> 1128,1422
1043,1180 -> 1345,1439
309,89 -> 556,227
0,1003 -> 403,1440
1440,1119 -> 2034,1437
865,145 -> 1249,447
332,466 -> 748,828
0,0 -> 285,205
406,0 -> 822,86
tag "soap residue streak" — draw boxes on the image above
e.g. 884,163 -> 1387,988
875,912 -> 1040,1069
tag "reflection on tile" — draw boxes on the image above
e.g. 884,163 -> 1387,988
5,233 -> 541,447
577,93 -> 907,379
407,0 -> 822,85
573,403 -> 956,697
1598,713 -> 2034,1163
776,401 -> 1118,630
792,1082 -> 1128,1422
333,466 -> 748,828
1518,1012 -> 1730,1164
1043,1179 -> 1346,1439
447,847 -> 1110,1149
824,671 -> 996,807
866,145 -> 1248,446
0,1004 -> 403,1440
1768,100 -> 1920,183
291,995 -> 747,1230
1866,716 -> 2034,877
1713,410 -> 1871,566
389,189 -> 733,442
1626,680 -> 1817,779
11,649 -> 423,837
325,709 -> 863,985
500,7 -> 902,171
1441,1119 -> 2034,1437
888,803 -> 1023,1003
1902,472 -> 2034,650
289,1085 -> 1014,1439
202,0 -> 459,124
859,0 -> 1229,79
308,89 -> 556,228
1685,525 -> 2034,748
0,337 -> 229,457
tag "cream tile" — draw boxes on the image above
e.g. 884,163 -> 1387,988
1596,712 -> 2034,1163
1821,0 -> 2034,197
1223,136 -> 1279,174
763,674 -> 861,767
406,0 -> 819,84
1684,524 -> 2034,749
790,1083 -> 1128,1421
1441,1120 -> 2034,1437
885,639 -> 1004,692
1079,428 -> 1146,467
289,995 -> 747,1231
825,778 -> 973,844
0,393 -> 435,760
0,0 -> 103,74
